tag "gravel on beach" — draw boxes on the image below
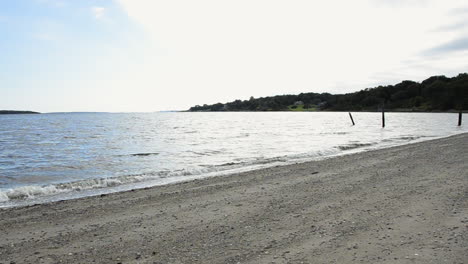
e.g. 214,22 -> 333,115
1,133 -> 467,264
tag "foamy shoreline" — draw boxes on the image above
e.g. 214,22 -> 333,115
1,133 -> 467,263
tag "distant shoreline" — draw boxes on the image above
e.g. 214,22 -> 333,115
0,110 -> 40,115
188,73 -> 468,112
184,109 -> 465,113
0,110 -> 463,115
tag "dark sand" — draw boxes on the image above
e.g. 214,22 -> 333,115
1,133 -> 467,264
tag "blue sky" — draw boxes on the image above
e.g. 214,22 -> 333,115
1,0 -> 468,112
1,0 -> 147,112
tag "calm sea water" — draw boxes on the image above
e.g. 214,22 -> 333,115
0,112 -> 465,207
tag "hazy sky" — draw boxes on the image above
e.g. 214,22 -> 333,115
1,0 -> 467,112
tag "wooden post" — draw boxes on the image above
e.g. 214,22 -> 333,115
382,104 -> 385,128
348,112 -> 355,126
458,110 -> 462,126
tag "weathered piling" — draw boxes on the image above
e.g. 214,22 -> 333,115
382,106 -> 385,128
459,110 -> 462,126
349,112 -> 355,126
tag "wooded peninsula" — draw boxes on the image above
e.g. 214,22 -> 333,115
189,73 -> 467,112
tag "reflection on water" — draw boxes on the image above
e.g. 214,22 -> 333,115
0,112 -> 466,206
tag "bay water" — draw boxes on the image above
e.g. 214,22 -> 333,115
0,112 -> 465,207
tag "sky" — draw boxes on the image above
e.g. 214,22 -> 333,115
1,0 -> 467,112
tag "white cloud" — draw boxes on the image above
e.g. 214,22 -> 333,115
91,6 -> 106,20
112,0 -> 468,110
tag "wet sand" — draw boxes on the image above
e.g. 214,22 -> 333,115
1,133 -> 467,264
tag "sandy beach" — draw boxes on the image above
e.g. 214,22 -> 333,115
0,133 -> 467,264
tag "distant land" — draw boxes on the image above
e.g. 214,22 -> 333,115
0,110 -> 40,115
189,73 -> 468,112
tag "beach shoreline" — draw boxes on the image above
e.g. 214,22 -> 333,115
0,132 -> 462,209
1,133 -> 467,263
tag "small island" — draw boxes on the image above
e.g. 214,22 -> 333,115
0,110 -> 40,115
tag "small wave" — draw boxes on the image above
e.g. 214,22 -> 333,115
189,151 -> 206,156
336,143 -> 375,151
320,131 -> 348,135
0,185 -> 60,202
0,192 -> 9,202
383,136 -> 422,143
0,154 -> 294,204
215,156 -> 288,168
0,167 -> 213,203
0,175 -> 16,180
217,162 -> 244,167
333,132 -> 349,135
130,152 -> 160,157
397,136 -> 420,140
188,150 -> 224,156
5,154 -> 26,159
253,157 -> 288,165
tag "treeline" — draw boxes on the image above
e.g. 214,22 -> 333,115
0,110 -> 40,115
189,73 -> 468,112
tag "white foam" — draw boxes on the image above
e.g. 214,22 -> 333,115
0,166 -> 217,204
0,185 -> 62,202
0,191 -> 9,202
